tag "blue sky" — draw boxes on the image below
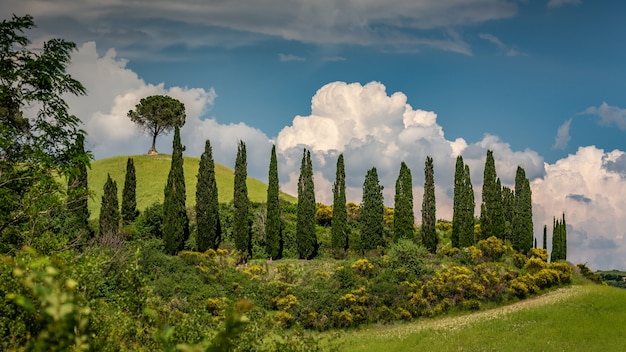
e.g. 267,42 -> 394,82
7,0 -> 626,269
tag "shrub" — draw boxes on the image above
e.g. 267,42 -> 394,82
524,257 -> 548,274
136,202 -> 164,239
478,236 -> 506,261
351,259 -> 374,277
549,262 -> 573,284
386,239 -> 431,281
528,248 -> 549,262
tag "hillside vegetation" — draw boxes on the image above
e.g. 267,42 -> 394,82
87,154 -> 296,218
333,283 -> 626,352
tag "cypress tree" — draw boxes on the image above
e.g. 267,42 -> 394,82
360,167 -> 384,251
480,150 -> 505,240
233,141 -> 251,257
543,224 -> 548,250
196,139 -> 221,252
265,144 -> 282,259
297,149 -> 317,259
452,156 -> 465,248
162,126 -> 189,255
459,164 -> 476,248
550,214 -> 567,262
99,173 -> 119,238
393,161 -> 414,241
66,134 -> 90,238
421,156 -> 437,254
562,213 -> 567,260
331,154 -> 348,251
512,166 -> 533,254
502,186 -> 514,241
121,157 -> 138,225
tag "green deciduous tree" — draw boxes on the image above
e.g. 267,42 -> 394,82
162,126 -> 189,255
480,150 -> 505,240
196,139 -> 221,252
331,154 -> 348,251
127,95 -> 186,154
452,156 -> 475,248
297,149 -> 318,259
512,166 -> 533,254
421,156 -> 437,253
233,141 -> 251,257
394,161 -> 414,241
360,167 -> 384,251
265,144 -> 282,259
99,174 -> 119,238
121,157 -> 138,225
1,15 -> 88,250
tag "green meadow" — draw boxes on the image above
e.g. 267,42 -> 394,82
331,282 -> 626,352
87,154 -> 296,218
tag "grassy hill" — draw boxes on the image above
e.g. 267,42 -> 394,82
87,154 -> 296,218
331,282 -> 626,351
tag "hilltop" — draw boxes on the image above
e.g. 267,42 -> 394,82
87,154 -> 296,218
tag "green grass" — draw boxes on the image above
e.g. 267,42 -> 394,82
87,154 -> 295,218
330,283 -> 626,352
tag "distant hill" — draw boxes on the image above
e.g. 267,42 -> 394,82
87,154 -> 296,219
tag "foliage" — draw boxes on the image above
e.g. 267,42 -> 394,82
512,166 -> 533,254
551,213 -> 567,262
127,95 -> 186,154
360,167 -> 384,251
196,139 -> 221,252
0,14 -> 89,252
421,156 -> 437,253
162,126 -> 189,255
265,144 -> 282,259
386,239 -> 431,281
65,134 -> 91,242
480,150 -> 505,240
233,141 -> 251,258
331,154 -> 348,252
393,162 -> 414,241
121,157 -> 139,225
452,156 -> 475,248
297,149 -> 318,259
99,174 -> 120,239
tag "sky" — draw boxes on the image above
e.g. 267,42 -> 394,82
6,0 -> 626,270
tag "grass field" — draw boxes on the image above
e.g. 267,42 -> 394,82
329,283 -> 626,352
87,154 -> 296,218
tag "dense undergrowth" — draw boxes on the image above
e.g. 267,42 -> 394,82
0,202 -> 576,351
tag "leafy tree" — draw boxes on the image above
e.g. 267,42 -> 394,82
121,157 -> 138,225
127,95 -> 186,154
0,15 -> 88,249
360,167 -> 384,251
265,144 -> 282,259
331,154 -> 348,251
66,134 -> 91,239
196,139 -> 221,252
162,126 -> 189,255
233,141 -> 251,257
480,150 -> 505,240
99,174 -> 119,238
421,156 -> 437,253
512,166 -> 533,254
297,149 -> 318,259
393,161 -> 414,241
453,156 -> 476,248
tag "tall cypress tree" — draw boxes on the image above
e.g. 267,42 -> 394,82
421,156 -> 437,253
459,164 -> 476,248
452,156 -> 464,248
331,154 -> 348,251
121,157 -> 138,225
233,141 -> 251,257
550,214 -> 568,262
99,173 -> 119,238
480,150 -> 505,240
265,144 -> 282,259
360,167 -> 384,251
562,213 -> 567,260
66,134 -> 90,238
393,161 -> 414,241
502,186 -> 514,241
297,149 -> 317,259
163,126 -> 189,255
196,139 -> 221,252
512,166 -> 533,254
543,224 -> 548,250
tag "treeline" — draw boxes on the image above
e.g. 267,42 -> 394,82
95,129 -> 567,262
